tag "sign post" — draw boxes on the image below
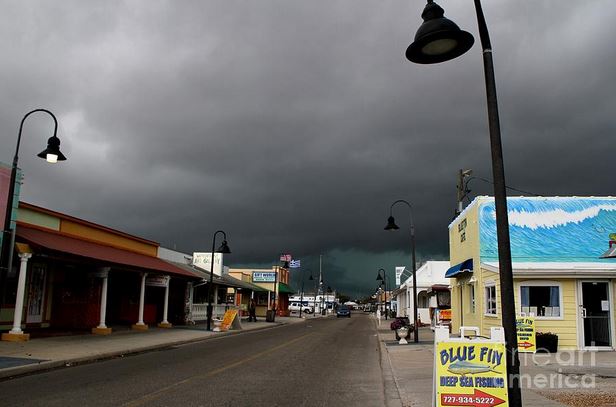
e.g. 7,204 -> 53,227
433,326 -> 509,407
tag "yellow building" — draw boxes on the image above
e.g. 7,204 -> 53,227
448,196 -> 616,350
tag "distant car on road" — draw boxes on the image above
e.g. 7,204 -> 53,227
336,305 -> 351,318
289,302 -> 313,314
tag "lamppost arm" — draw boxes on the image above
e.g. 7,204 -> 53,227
13,109 -> 59,165
3,109 -> 59,235
1,109 -> 62,291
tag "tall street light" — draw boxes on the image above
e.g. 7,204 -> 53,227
206,230 -> 231,331
376,285 -> 384,316
406,1 -> 521,404
319,279 -> 325,315
299,268 -> 310,318
1,109 -> 67,296
326,285 -> 332,313
376,268 -> 389,320
385,200 -> 418,342
311,273 -> 318,317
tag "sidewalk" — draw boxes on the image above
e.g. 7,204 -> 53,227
0,316 -> 305,380
375,319 -> 571,407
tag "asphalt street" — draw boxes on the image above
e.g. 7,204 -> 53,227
0,314 -> 386,407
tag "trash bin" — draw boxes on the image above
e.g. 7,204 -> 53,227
321,309 -> 326,316
266,310 -> 276,322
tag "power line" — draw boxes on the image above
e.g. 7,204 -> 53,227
464,176 -> 540,202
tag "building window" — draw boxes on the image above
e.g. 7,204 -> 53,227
485,285 -> 497,315
520,284 -> 560,317
256,292 -> 269,306
469,284 -> 475,313
437,290 -> 451,308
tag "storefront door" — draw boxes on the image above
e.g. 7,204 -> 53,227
579,281 -> 612,349
26,263 -> 47,324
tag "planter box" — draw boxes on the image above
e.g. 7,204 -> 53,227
536,334 -> 558,353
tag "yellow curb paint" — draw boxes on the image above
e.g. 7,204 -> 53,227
92,327 -> 113,335
1,332 -> 30,342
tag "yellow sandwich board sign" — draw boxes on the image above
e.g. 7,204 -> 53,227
433,327 -> 509,407
220,309 -> 239,331
516,316 -> 536,353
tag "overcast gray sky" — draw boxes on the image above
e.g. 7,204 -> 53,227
1,1 -> 614,298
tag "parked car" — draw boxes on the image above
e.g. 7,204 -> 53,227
289,302 -> 313,314
336,305 -> 351,318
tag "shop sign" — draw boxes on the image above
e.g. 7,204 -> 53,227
192,252 -> 223,276
434,327 -> 509,407
252,271 -> 276,283
516,316 -> 536,353
0,166 -> 22,247
146,276 -> 168,287
439,309 -> 452,321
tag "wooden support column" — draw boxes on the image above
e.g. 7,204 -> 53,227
132,272 -> 149,330
158,276 -> 172,328
2,248 -> 32,342
92,267 -> 112,335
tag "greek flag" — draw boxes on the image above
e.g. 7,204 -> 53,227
289,259 -> 301,268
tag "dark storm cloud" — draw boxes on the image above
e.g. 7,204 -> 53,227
1,1 -> 615,295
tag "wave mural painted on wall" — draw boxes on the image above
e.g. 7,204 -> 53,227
479,197 -> 616,262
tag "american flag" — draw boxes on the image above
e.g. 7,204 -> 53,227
289,259 -> 301,268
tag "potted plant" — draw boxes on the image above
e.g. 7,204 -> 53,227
390,317 -> 413,340
536,332 -> 558,353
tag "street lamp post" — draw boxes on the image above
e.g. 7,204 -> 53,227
385,200 -> 418,342
376,268 -> 390,320
206,230 -> 231,331
307,273 -> 315,316
320,280 -> 324,315
377,285 -> 384,316
326,285 -> 332,314
0,109 -> 67,297
299,268 -> 310,318
405,1 -> 521,404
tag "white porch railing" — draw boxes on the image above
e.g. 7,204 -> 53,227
191,303 -> 239,321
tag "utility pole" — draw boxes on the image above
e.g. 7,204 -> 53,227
456,169 -> 473,216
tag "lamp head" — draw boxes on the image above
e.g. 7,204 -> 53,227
376,272 -> 384,281
384,216 -> 400,231
406,0 -> 474,64
37,135 -> 67,163
216,240 -> 231,254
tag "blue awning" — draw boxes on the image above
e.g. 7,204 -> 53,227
445,259 -> 473,278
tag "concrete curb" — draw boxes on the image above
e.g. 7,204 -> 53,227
375,318 -> 405,407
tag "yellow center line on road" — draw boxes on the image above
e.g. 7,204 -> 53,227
122,332 -> 313,407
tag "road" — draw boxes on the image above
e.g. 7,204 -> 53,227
0,313 -> 390,406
